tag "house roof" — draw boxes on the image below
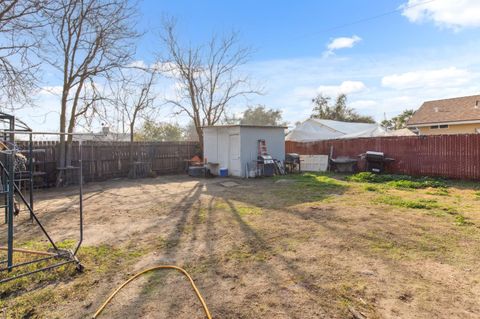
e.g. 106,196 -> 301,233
407,95 -> 480,126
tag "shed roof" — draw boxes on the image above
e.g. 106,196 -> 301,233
202,124 -> 288,129
407,94 -> 480,126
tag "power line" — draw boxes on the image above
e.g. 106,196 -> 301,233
293,0 -> 438,40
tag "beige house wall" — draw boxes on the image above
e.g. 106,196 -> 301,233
417,123 -> 480,135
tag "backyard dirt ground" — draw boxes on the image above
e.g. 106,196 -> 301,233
1,173 -> 480,318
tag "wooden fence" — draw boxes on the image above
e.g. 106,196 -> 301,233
286,134 -> 480,180
17,141 -> 199,186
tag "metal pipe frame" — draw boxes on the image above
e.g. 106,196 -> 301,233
0,159 -> 58,251
0,259 -> 75,284
7,153 -> 14,271
0,125 -> 86,284
0,255 -> 57,272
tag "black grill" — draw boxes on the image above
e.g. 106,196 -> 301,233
365,151 -> 394,173
257,155 -> 275,176
284,153 -> 301,173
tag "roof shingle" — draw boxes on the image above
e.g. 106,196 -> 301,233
407,94 -> 480,126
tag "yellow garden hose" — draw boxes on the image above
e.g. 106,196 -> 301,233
92,265 -> 212,319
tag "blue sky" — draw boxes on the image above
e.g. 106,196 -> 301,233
23,0 -> 480,131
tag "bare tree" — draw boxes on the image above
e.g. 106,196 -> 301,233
95,66 -> 158,175
42,0 -> 138,173
0,0 -> 47,107
107,68 -> 158,143
158,20 -> 260,152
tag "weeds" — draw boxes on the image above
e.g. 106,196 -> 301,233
374,195 -> 439,209
274,173 -> 348,205
426,187 -> 450,196
0,240 -> 145,300
225,245 -> 270,262
364,185 -> 380,192
455,215 -> 472,226
288,173 -> 344,190
347,172 -> 446,189
214,200 -> 263,216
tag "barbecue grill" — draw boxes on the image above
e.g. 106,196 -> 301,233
284,153 -> 301,173
365,151 -> 394,173
257,155 -> 275,176
330,156 -> 358,173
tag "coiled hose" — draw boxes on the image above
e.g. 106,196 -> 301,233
92,265 -> 212,319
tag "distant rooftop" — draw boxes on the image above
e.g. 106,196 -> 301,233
408,94 -> 480,126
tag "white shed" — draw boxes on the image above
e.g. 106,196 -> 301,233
203,125 -> 286,177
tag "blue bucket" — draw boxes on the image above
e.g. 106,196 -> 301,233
219,168 -> 228,177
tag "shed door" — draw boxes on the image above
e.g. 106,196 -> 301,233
229,134 -> 241,176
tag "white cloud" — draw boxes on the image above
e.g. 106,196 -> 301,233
317,80 -> 367,96
292,81 -> 367,102
325,35 -> 362,55
402,0 -> 480,29
381,67 -> 471,89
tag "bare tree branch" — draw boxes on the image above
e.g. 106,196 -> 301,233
0,0 -> 48,107
42,0 -> 139,171
157,19 -> 261,152
101,67 -> 159,143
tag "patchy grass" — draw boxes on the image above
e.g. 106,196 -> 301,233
454,215 -> 473,226
364,185 -> 382,192
2,174 -> 480,318
0,240 -> 146,318
374,195 -> 440,210
372,194 -> 471,227
274,172 -> 345,190
198,207 -> 208,223
214,200 -> 263,217
224,245 -> 270,263
347,172 -> 447,189
366,230 -> 458,262
273,173 -> 348,205
426,187 -> 450,196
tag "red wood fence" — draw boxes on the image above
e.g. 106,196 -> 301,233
286,134 -> 480,180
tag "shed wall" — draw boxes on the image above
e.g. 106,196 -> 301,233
204,126 -> 285,177
203,126 -> 240,175
240,127 -> 285,177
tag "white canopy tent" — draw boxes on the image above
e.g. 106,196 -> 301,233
286,118 -> 394,142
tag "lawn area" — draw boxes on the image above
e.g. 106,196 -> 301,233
1,173 -> 479,318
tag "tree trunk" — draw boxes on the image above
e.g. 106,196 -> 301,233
128,121 -> 135,178
57,91 -> 68,187
196,126 -> 204,157
129,121 -> 135,162
58,92 -> 68,168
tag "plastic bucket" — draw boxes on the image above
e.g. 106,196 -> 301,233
219,168 -> 228,177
